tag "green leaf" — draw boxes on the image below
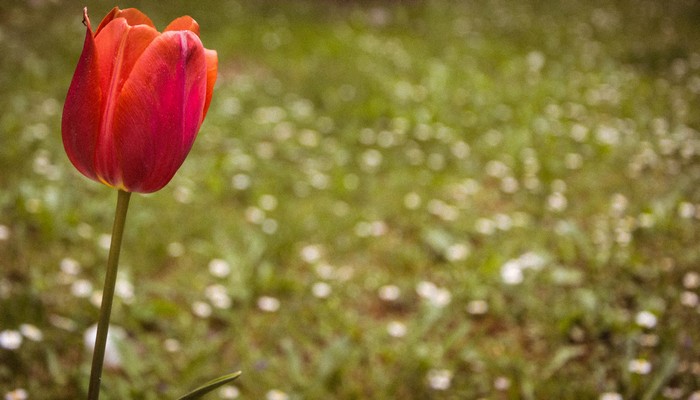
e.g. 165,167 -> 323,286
177,371 -> 242,400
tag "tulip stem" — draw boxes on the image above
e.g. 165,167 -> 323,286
87,189 -> 131,400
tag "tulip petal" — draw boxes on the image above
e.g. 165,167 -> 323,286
91,19 -> 159,187
62,8 -> 101,181
203,49 -> 218,119
106,31 -> 207,192
164,16 -> 216,119
96,7 -> 154,35
94,19 -> 159,112
165,16 -> 200,36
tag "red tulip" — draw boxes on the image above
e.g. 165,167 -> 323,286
62,7 -> 218,193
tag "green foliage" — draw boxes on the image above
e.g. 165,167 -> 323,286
1,0 -> 700,399
178,371 -> 242,400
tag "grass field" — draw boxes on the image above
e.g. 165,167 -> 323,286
2,0 -> 700,398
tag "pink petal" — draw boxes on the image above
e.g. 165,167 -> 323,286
164,16 -> 216,119
107,31 -> 207,193
62,8 -> 101,181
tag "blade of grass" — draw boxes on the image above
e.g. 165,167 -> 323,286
177,371 -> 242,400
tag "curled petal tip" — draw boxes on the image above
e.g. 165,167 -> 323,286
82,7 -> 91,29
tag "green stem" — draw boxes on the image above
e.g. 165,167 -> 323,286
87,189 -> 131,400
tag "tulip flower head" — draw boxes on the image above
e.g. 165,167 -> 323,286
62,7 -> 218,193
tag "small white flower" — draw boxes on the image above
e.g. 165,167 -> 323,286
416,281 -> 451,307
360,149 -> 383,171
192,301 -> 212,318
475,218 -> 496,235
208,259 -> 231,278
48,314 -> 77,331
501,260 -> 524,285
681,291 -> 699,307
427,369 -> 452,390
386,321 -> 407,338
416,281 -> 438,299
493,376 -> 511,391
445,243 -> 470,261
684,272 -> 700,289
174,186 -> 192,204
378,285 -> 401,301
599,392 -> 623,400
430,288 -> 452,308
70,279 -> 93,298
205,284 -> 232,309
494,213 -> 513,231
115,278 -> 135,303
219,385 -> 240,399
300,245 -> 322,263
163,338 -> 181,353
245,206 -> 265,224
19,324 -> 43,342
610,193 -> 629,214
527,50 -> 545,72
485,160 -> 508,178
635,311 -> 657,329
231,173 -> 251,190
98,234 -> 112,250
519,252 -> 546,269
451,141 -> 470,159
0,330 -> 22,350
84,324 -> 126,368
4,388 -> 28,400
90,291 -> 103,308
311,282 -> 332,299
500,176 -> 519,193
595,125 -> 620,145
0,224 -> 9,241
257,296 -> 281,312
60,257 -> 81,275
427,200 -> 459,221
500,252 -> 548,285
638,212 -> 655,228
678,202 -> 696,219
628,359 -> 652,375
265,389 -> 289,400
466,300 -> 489,315
370,220 -> 388,236
547,192 -> 568,212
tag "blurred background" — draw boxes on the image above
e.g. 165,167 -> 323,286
1,0 -> 700,398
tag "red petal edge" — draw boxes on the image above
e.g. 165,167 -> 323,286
62,8 -> 102,182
